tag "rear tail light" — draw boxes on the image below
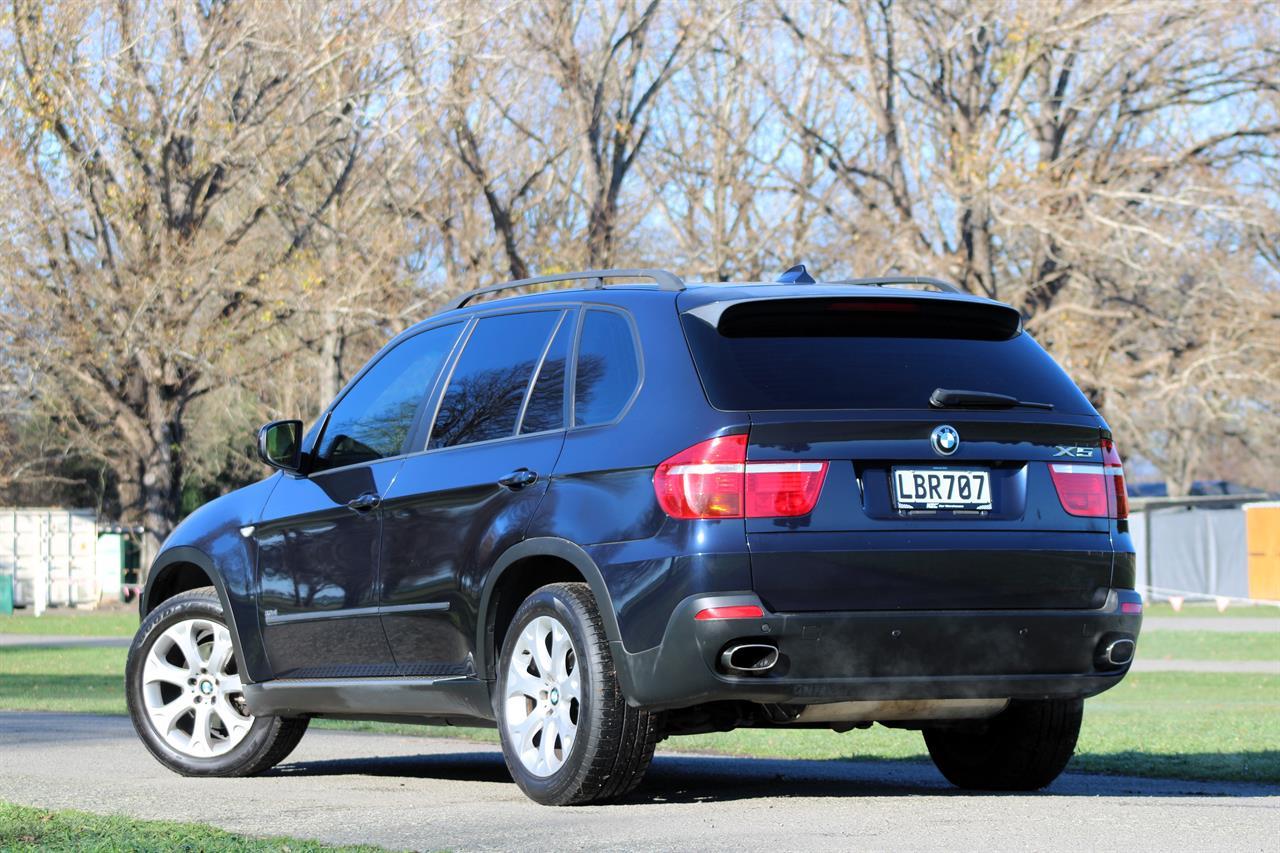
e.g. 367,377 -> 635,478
654,435 -> 748,519
744,462 -> 828,517
1102,439 -> 1129,519
653,435 -> 828,519
1048,439 -> 1128,520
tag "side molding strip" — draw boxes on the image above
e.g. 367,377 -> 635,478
263,601 -> 450,626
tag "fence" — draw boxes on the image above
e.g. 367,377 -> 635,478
1130,498 -> 1280,604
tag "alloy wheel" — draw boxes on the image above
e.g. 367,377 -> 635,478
503,614 -> 581,777
140,617 -> 253,758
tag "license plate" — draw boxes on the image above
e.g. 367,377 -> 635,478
893,468 -> 991,511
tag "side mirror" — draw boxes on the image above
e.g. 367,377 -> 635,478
257,420 -> 303,472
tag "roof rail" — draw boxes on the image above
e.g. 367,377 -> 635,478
442,268 -> 685,312
824,275 -> 964,295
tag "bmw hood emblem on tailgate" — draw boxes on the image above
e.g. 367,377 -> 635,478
931,425 -> 959,456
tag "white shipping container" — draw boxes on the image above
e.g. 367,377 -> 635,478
0,508 -> 102,610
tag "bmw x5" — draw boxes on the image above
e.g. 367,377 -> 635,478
126,267 -> 1141,805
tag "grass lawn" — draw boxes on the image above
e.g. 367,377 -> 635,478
6,644 -> 1275,785
0,609 -> 138,637
0,646 -> 126,714
1136,631 -> 1279,662
0,802 -> 387,851
1143,601 -> 1280,620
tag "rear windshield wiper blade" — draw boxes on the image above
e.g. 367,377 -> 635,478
930,388 -> 1054,411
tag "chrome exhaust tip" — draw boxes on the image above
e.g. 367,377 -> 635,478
1103,637 -> 1135,666
719,643 -> 779,675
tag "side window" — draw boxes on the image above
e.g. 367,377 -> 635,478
430,311 -> 559,449
519,311 -> 575,435
314,323 -> 462,472
574,309 -> 640,427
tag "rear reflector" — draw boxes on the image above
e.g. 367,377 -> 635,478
654,435 -> 828,519
1049,440 -> 1128,520
695,605 -> 765,621
1121,601 -> 1143,615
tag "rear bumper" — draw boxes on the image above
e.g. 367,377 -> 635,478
613,589 -> 1143,711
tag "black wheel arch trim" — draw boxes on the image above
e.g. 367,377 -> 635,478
141,546 -> 255,685
477,537 -> 623,682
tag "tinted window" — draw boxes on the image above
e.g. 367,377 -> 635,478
681,298 -> 1093,414
430,311 -> 559,448
520,311 -> 574,434
314,323 -> 462,471
574,310 -> 640,427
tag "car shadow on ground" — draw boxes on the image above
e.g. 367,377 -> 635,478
270,750 -> 1280,803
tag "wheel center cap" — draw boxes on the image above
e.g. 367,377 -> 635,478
549,687 -> 560,705
199,680 -> 214,695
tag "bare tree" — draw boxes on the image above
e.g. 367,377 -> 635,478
0,0 -> 1275,520
749,0 -> 1280,492
641,2 -> 833,280
0,0 -> 408,558
408,4 -> 581,285
521,0 -> 706,266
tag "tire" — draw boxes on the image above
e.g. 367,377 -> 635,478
126,587 -> 309,777
495,582 -> 658,806
923,698 -> 1082,791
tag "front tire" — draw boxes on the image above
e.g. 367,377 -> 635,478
496,582 -> 657,805
126,587 -> 309,777
923,698 -> 1082,791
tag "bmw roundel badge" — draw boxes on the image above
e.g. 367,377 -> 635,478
931,425 -> 959,456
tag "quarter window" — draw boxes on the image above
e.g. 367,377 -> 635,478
574,309 -> 640,427
520,311 -> 574,435
430,311 -> 560,449
313,323 -> 462,472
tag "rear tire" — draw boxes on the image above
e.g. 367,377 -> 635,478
496,582 -> 657,805
923,698 -> 1082,791
126,587 -> 309,777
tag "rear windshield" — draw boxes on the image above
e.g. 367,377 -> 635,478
681,297 -> 1094,414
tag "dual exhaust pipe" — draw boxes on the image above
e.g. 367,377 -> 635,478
723,636 -> 1137,677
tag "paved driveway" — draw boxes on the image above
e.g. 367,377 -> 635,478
0,634 -> 130,648
1,712 -> 1276,851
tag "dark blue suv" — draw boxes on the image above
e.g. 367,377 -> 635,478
126,268 -> 1142,805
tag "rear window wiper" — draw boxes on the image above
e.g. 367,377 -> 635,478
930,388 -> 1054,411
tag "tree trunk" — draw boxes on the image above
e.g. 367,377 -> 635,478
319,312 -> 346,405
129,385 -> 186,580
586,198 -> 614,268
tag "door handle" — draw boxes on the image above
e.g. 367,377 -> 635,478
346,492 -> 381,512
498,468 -> 539,490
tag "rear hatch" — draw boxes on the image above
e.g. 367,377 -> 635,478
680,289 -> 1117,611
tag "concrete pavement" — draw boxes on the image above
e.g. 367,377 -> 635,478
0,634 -> 130,648
0,712 -> 1275,852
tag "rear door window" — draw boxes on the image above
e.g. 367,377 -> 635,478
681,297 -> 1093,414
429,311 -> 560,449
573,309 -> 640,427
